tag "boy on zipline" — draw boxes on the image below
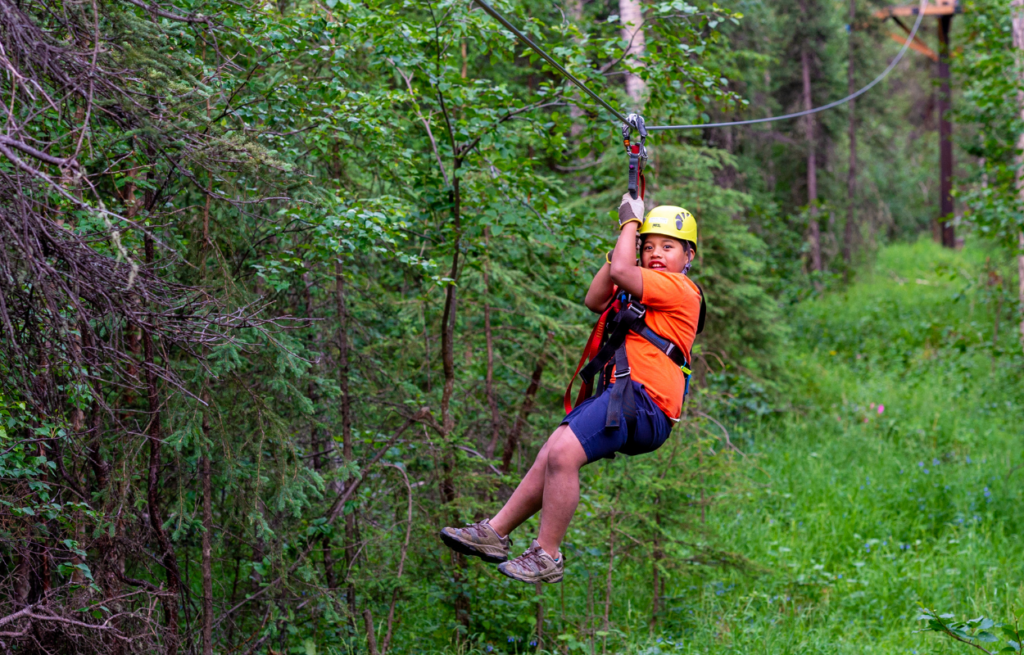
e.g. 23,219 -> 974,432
440,192 -> 705,584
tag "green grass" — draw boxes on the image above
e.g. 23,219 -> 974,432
630,239 -> 1024,654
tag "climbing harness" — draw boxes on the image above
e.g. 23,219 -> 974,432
563,287 -> 706,433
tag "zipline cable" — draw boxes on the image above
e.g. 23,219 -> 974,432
648,0 -> 927,130
474,0 -> 629,124
473,0 -> 928,132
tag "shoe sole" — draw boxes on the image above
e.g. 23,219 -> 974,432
496,564 -> 563,584
439,530 -> 508,564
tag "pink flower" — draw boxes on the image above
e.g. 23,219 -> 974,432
877,405 -> 885,415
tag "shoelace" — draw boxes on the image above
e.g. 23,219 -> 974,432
514,546 -> 548,572
463,522 -> 497,542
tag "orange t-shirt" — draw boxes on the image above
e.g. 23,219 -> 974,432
617,269 -> 702,421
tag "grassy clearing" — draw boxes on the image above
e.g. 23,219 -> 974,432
634,239 -> 1024,654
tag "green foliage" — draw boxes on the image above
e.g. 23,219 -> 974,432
918,609 -> 1022,654
955,0 -> 1024,248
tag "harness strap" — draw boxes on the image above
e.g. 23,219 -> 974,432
605,343 -> 636,431
634,323 -> 688,368
563,304 -> 615,415
578,302 -> 642,385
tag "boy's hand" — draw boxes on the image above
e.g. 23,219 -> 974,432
618,192 -> 644,229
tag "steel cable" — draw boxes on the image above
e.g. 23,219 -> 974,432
473,0 -> 928,132
473,0 -> 629,123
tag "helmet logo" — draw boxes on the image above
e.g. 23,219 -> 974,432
676,213 -> 684,230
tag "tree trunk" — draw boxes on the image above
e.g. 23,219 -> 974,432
620,0 -> 646,104
843,0 -> 857,266
650,503 -> 661,633
567,0 -> 586,137
938,15 -> 956,248
1012,0 -> 1024,351
438,152 -> 470,634
501,332 -> 553,473
200,411 -> 213,655
335,262 -> 355,615
140,224 -> 181,655
364,609 -> 379,655
482,230 -> 502,461
440,159 -> 462,434
535,582 -> 544,650
802,45 -> 822,273
602,515 -> 615,655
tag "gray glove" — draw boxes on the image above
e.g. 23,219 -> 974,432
618,192 -> 644,229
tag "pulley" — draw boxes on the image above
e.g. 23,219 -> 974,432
622,113 -> 648,200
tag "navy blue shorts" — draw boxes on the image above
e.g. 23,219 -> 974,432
562,381 -> 673,463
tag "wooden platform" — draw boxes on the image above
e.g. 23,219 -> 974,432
873,0 -> 960,17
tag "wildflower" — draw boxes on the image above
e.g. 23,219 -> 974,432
530,641 -> 537,647
878,404 -> 885,414
983,487 -> 991,498
966,456 -> 972,464
932,458 -> 940,466
918,461 -> 925,468
508,637 -> 514,643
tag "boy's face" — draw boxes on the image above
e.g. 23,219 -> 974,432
641,235 -> 693,273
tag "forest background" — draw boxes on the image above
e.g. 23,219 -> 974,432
1,0 -> 1023,651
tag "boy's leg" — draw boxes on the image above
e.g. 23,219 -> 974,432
496,427 -> 587,584
535,427 -> 588,556
489,424 -> 570,537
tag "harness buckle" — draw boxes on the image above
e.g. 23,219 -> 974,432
625,301 -> 646,320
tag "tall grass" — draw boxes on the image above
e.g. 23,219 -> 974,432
630,239 -> 1024,654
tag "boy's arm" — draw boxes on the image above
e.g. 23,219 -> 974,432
609,194 -> 644,298
584,260 -> 615,313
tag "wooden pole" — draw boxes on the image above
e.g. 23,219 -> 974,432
1011,0 -> 1024,352
844,0 -> 857,265
937,14 -> 955,248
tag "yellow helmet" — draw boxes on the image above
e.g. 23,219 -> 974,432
639,205 -> 697,249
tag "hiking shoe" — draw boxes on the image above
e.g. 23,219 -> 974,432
439,519 -> 510,564
497,540 -> 563,584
